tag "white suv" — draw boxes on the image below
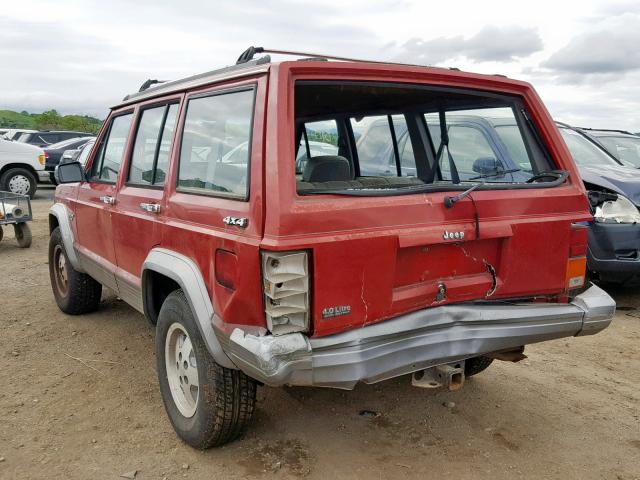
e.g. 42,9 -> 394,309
0,138 -> 47,197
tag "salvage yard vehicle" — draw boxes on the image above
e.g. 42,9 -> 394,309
578,128 -> 640,168
0,137 -> 47,197
557,123 -> 640,285
43,136 -> 95,184
48,47 -> 616,449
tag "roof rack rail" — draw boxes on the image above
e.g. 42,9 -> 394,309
138,79 -> 168,92
235,45 -> 463,71
577,127 -> 635,135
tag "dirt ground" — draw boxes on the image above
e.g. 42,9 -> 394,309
0,188 -> 638,480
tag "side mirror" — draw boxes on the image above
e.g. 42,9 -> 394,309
472,156 -> 501,175
54,161 -> 85,184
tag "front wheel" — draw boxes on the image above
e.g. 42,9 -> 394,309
0,168 -> 37,198
156,289 -> 257,449
48,227 -> 102,314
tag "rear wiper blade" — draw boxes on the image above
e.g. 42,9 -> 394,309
468,168 -> 521,181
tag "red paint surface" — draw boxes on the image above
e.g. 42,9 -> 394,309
56,61 -> 592,338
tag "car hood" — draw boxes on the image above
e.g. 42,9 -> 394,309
579,164 -> 640,206
0,139 -> 43,155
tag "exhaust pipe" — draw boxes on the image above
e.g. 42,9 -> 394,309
412,361 -> 465,391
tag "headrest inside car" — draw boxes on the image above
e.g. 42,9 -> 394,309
303,155 -> 353,183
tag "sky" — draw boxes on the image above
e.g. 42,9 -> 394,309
1,0 -> 639,130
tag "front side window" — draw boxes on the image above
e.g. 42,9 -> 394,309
90,113 -> 133,182
295,82 -> 554,195
129,103 -> 179,186
177,89 -> 254,198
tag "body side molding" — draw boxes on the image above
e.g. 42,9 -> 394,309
142,248 -> 236,369
49,203 -> 84,271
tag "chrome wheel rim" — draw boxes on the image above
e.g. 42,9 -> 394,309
165,323 -> 199,418
53,244 -> 69,297
8,174 -> 30,195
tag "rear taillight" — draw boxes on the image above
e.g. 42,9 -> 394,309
261,251 -> 309,335
566,223 -> 589,291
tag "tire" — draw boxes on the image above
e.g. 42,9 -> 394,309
48,227 -> 102,314
0,226 -> 3,243
0,168 -> 37,198
13,223 -> 32,248
156,289 -> 257,449
465,356 -> 494,377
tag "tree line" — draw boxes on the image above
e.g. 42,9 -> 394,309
0,109 -> 103,134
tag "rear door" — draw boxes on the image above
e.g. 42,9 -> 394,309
111,98 -> 182,311
75,112 -> 134,291
162,79 -> 267,329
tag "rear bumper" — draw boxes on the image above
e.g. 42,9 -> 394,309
588,222 -> 640,284
224,285 -> 615,389
36,170 -> 50,182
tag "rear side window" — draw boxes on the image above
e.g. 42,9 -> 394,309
129,103 -> 179,186
90,113 -> 133,182
177,89 -> 254,199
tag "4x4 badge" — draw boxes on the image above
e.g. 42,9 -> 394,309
223,216 -> 248,228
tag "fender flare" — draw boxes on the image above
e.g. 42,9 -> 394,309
142,248 -> 236,369
49,203 -> 83,271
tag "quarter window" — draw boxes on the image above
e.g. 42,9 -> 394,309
91,113 -> 133,182
177,89 -> 254,198
129,103 -> 179,186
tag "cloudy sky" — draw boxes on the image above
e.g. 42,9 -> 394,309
1,0 -> 639,130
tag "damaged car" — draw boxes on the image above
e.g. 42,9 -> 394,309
49,47 -> 615,448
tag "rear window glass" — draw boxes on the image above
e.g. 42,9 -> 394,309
177,89 -> 254,199
295,82 -> 555,195
559,128 -> 620,167
596,135 -> 640,167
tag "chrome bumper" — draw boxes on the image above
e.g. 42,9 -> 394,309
225,285 -> 615,390
37,170 -> 50,182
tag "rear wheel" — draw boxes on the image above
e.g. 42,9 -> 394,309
14,223 -> 32,248
48,227 -> 102,314
0,168 -> 37,198
465,356 -> 494,377
156,289 -> 257,449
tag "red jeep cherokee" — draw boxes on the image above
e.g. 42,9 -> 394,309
49,48 -> 615,448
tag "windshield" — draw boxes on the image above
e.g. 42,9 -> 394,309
558,128 -> 620,167
295,82 -> 555,195
595,135 -> 640,167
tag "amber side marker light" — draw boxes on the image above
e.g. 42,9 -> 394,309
566,256 -> 587,290
38,154 -> 46,166
566,223 -> 589,291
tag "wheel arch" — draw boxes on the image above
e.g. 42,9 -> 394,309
49,203 -> 83,271
142,248 -> 236,369
0,162 -> 39,177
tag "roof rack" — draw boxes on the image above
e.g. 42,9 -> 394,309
236,46 -> 388,65
138,79 -> 168,92
577,127 -> 635,135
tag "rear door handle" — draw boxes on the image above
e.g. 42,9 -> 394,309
100,195 -> 115,205
139,202 -> 161,213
